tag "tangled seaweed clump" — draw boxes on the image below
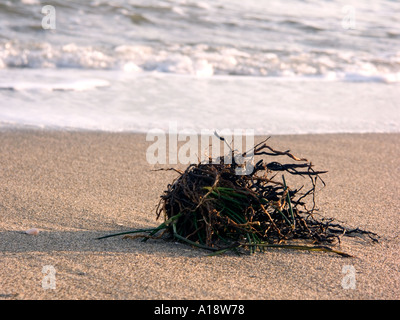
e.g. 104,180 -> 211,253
99,136 -> 378,257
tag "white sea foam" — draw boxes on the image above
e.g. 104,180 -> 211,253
0,78 -> 110,92
0,70 -> 398,134
1,41 -> 399,82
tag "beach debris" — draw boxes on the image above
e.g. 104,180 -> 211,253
99,136 -> 378,257
25,228 -> 40,235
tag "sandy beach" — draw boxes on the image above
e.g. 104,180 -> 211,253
0,130 -> 399,300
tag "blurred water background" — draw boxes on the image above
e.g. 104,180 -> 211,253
0,0 -> 399,134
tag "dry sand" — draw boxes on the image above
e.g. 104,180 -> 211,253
0,130 -> 399,300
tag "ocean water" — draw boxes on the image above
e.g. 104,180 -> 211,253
0,0 -> 399,134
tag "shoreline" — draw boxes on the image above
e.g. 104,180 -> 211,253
0,130 -> 399,299
2,122 -> 400,135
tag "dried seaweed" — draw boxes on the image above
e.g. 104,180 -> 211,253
99,136 -> 378,257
